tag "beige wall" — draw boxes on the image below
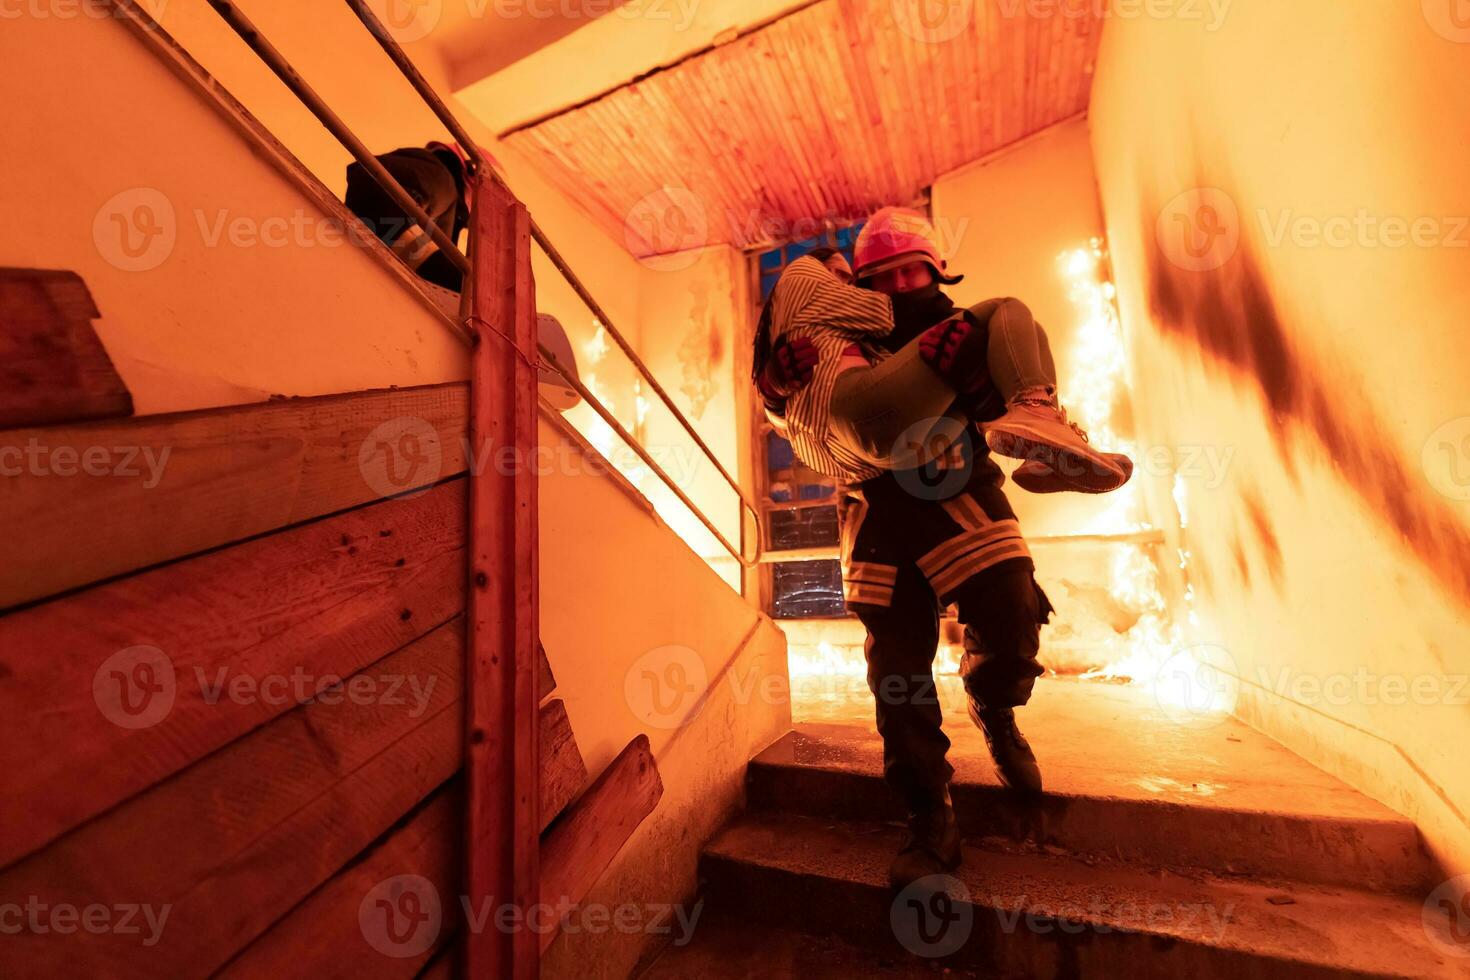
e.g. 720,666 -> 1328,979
538,416 -> 788,979
1089,0 -> 1470,878
2,2 -> 756,591
0,6 -> 467,414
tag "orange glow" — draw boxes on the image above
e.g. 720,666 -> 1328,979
1058,242 -> 1205,697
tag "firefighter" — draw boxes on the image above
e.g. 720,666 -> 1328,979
756,211 -> 1127,888
344,141 -> 471,292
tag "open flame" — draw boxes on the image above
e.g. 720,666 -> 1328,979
1060,242 -> 1212,711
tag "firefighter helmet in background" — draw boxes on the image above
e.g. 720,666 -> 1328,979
853,206 -> 963,285
536,313 -> 582,411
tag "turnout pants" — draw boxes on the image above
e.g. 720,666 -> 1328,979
838,442 -> 1053,811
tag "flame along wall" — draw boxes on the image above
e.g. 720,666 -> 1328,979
1088,1 -> 1470,877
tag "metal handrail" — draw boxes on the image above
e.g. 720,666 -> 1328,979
200,0 -> 763,568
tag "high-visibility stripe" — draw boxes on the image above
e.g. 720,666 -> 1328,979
940,493 -> 991,530
916,520 -> 1023,578
845,584 -> 895,607
929,539 -> 1032,598
845,561 -> 898,586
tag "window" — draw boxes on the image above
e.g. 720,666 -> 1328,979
750,225 -> 864,619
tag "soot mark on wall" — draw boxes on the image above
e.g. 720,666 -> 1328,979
1141,183 -> 1470,606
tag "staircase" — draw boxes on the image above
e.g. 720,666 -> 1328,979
643,677 -> 1470,978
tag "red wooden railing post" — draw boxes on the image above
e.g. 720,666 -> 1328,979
466,174 -> 540,979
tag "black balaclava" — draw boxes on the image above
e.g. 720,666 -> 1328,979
884,282 -> 957,351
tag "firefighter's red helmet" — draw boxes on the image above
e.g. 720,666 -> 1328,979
853,206 -> 962,284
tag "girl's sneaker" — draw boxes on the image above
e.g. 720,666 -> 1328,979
985,389 -> 1131,493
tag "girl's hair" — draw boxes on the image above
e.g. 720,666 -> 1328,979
752,246 -> 845,381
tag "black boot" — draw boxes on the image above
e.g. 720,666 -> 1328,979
968,702 -> 1042,795
888,787 -> 962,889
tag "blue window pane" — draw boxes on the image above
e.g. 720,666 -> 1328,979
772,560 -> 847,619
759,249 -> 784,272
767,505 -> 840,551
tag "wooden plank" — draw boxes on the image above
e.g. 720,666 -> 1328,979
0,478 -> 468,869
217,787 -> 461,980
539,698 -> 588,826
0,268 -> 132,428
465,172 -> 542,979
0,619 -> 464,978
0,382 -> 470,610
416,945 -> 459,980
539,734 -> 663,953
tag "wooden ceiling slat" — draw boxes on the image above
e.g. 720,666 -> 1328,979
501,0 -> 1102,254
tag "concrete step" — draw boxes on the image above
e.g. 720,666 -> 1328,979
694,811 -> 1470,980
765,678 -> 1434,894
639,918 -> 989,979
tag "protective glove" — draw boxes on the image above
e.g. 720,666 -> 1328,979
758,334 -> 820,405
919,314 -> 991,395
